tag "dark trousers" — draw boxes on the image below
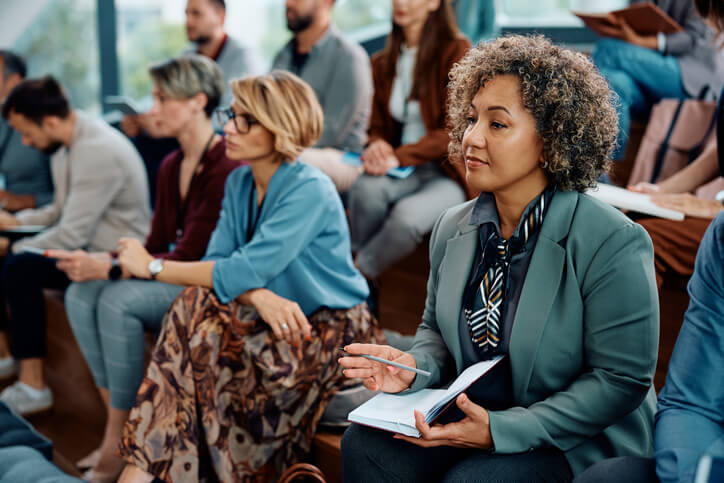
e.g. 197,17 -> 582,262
342,423 -> 573,483
573,456 -> 657,483
0,253 -> 70,359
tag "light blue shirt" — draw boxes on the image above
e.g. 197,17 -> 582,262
204,161 -> 369,314
655,213 -> 724,483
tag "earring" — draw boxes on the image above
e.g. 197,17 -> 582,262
540,160 -> 549,169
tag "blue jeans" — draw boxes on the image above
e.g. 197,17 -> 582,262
592,38 -> 686,159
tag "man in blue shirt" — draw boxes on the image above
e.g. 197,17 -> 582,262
0,50 -> 53,212
654,213 -> 724,482
575,213 -> 724,483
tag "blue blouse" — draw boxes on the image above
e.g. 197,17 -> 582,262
203,161 -> 369,315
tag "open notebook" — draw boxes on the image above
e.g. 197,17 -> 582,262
348,355 -> 504,437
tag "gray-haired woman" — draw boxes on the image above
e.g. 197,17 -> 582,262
54,54 -> 241,483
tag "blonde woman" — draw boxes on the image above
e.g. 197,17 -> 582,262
115,71 -> 383,482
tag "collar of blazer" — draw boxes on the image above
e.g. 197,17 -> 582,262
438,191 -> 580,396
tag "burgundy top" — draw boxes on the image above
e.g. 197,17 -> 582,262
144,137 -> 241,260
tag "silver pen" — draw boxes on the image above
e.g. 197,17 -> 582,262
338,348 -> 431,377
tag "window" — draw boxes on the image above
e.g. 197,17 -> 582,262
11,0 -> 100,112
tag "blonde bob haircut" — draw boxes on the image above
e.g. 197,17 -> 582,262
230,71 -> 323,161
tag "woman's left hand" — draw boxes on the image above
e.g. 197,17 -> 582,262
117,238 -> 154,279
246,288 -> 312,346
650,193 -> 724,219
393,393 -> 493,449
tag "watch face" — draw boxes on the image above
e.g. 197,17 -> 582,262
149,258 -> 164,276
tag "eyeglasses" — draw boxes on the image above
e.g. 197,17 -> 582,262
215,108 -> 259,134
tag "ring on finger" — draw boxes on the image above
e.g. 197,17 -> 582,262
281,323 -> 289,330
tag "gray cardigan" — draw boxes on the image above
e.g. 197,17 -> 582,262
14,112 -> 150,252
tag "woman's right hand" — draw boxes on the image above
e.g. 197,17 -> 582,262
338,343 -> 417,393
361,139 -> 398,176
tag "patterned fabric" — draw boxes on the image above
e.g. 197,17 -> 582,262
118,286 -> 384,482
464,191 -> 550,356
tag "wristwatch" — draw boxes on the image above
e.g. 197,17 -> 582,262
148,258 -> 164,280
108,258 -> 122,281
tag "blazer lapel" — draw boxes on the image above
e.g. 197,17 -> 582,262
436,209 -> 478,373
509,192 -> 578,398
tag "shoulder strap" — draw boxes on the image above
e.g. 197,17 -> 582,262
650,100 -> 685,183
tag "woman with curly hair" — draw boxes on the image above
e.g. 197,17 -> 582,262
346,0 -> 470,287
340,35 -> 659,482
113,71 -> 384,482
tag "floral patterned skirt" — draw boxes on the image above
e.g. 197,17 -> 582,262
118,286 -> 384,482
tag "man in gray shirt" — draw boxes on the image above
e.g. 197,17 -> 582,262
0,50 -> 53,212
272,0 -> 373,191
0,76 -> 150,415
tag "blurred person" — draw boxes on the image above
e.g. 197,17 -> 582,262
55,55 -> 240,483
0,76 -> 150,416
121,0 -> 259,201
272,0 -> 373,191
0,50 -> 53,212
347,0 -> 470,289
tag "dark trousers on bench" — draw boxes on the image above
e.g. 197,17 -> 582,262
0,252 -> 70,359
341,423 -> 573,483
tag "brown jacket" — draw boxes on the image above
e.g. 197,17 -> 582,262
368,36 -> 475,198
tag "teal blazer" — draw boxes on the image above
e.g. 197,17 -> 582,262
407,191 -> 659,476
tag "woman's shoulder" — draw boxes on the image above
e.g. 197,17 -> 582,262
566,191 -> 651,248
281,162 -> 338,198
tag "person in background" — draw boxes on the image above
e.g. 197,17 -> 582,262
273,0 -> 373,192
591,0 -> 723,160
0,76 -> 150,416
121,0 -> 259,200
347,0 -> 470,293
50,55 -> 240,483
340,35 -> 659,482
114,71 -> 383,482
629,142 -> 723,289
0,50 -> 53,212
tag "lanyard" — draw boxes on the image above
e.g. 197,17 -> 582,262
175,132 -> 216,242
246,185 -> 264,243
